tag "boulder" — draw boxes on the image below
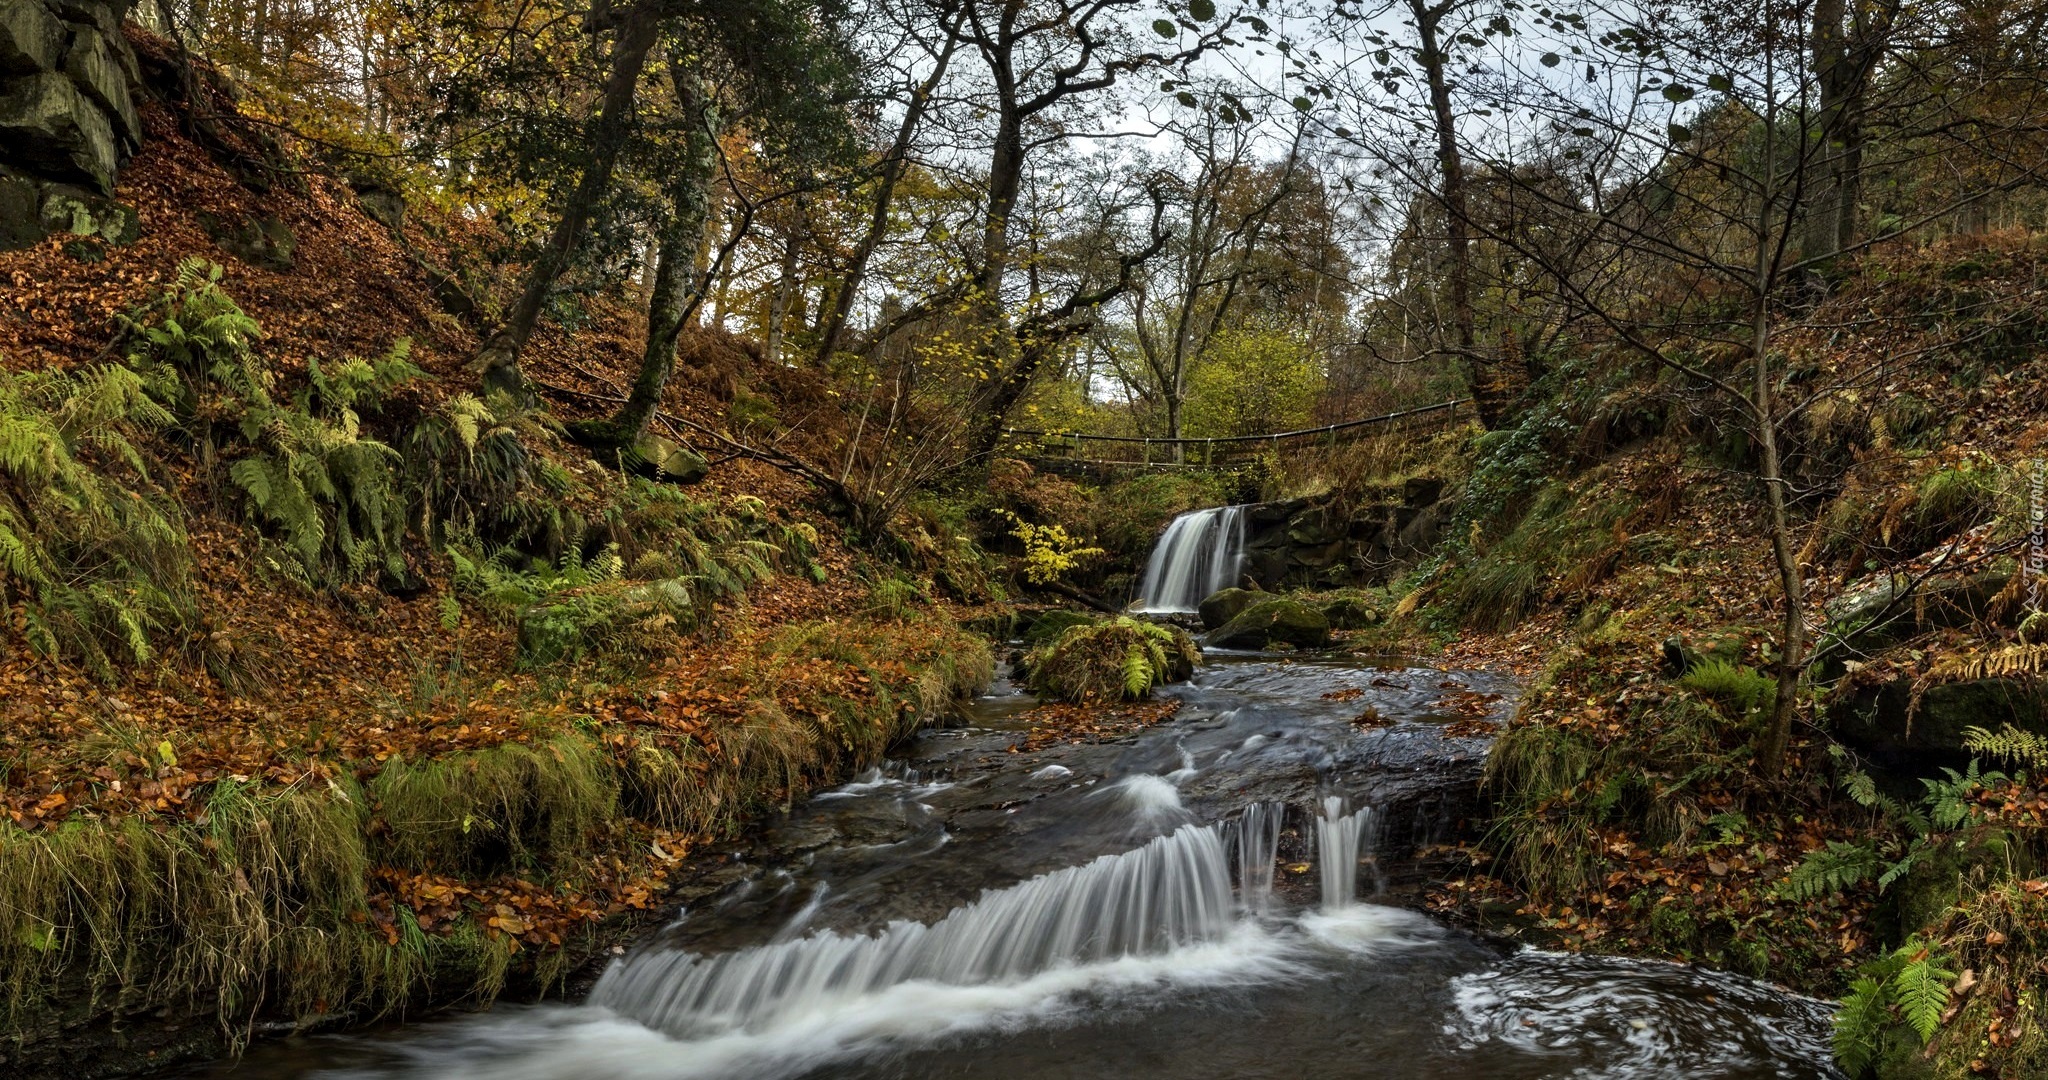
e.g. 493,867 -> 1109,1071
1322,594 -> 1380,630
62,25 -> 140,148
39,184 -> 136,243
1401,474 -> 1445,507
349,171 -> 407,232
1206,597 -> 1331,650
0,71 -> 119,192
1197,586 -> 1261,630
624,432 -> 709,484
1830,675 -> 2048,757
0,172 -> 41,249
1819,563 -> 2015,675
1,0 -> 65,75
203,211 -> 298,270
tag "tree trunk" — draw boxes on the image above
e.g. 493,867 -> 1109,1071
1412,0 -> 1493,427
1753,307 -> 1806,777
606,73 -> 720,441
1802,0 -> 1849,264
764,232 -> 801,364
814,26 -> 961,365
469,7 -> 660,399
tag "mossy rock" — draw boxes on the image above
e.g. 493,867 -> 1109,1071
1022,608 -> 1096,645
623,433 -> 709,484
1320,593 -> 1381,630
1205,597 -> 1330,650
1197,586 -> 1262,630
1886,827 -> 2033,939
1833,677 -> 2048,756
1024,616 -> 1199,701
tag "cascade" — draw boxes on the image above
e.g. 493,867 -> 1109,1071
1233,802 -> 1284,915
1133,506 -> 1249,613
593,823 -> 1237,1039
1314,796 -> 1378,911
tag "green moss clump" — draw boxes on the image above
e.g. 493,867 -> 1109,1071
1024,616 -> 1199,701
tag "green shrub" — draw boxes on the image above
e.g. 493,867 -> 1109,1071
1023,616 -> 1200,701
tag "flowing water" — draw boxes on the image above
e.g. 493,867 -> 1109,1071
1133,505 -> 1249,612
190,654 -> 1841,1080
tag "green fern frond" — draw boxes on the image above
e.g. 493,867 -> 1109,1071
1889,943 -> 1955,1043
1779,840 -> 1881,899
1831,975 -> 1891,1076
1965,724 -> 2048,771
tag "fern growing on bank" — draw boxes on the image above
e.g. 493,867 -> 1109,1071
1832,938 -> 1959,1075
1781,754 -> 2005,903
1022,616 -> 1201,702
0,365 -> 195,679
124,259 -> 423,584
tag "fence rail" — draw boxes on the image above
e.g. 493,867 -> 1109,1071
998,399 -> 1469,469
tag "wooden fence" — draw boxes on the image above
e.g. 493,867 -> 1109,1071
997,399 -> 1470,470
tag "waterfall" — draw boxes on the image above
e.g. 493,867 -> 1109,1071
1232,802 -> 1284,915
1134,506 -> 1249,613
593,823 -> 1237,1039
1315,796 -> 1378,911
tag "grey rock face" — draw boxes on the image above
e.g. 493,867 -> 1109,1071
1,1 -> 145,243
0,71 -> 119,191
0,0 -> 66,75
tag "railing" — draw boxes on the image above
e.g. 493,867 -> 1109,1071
998,399 -> 1469,469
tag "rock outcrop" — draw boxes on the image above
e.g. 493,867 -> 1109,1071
1235,477 -> 1455,592
1,0 -> 143,250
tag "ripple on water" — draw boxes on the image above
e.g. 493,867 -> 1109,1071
1446,950 -> 1845,1079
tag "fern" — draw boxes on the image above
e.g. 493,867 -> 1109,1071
1965,723 -> 2048,771
1122,644 -> 1154,697
1780,840 -> 1881,899
1831,975 -> 1892,1076
1889,942 -> 1956,1043
1922,762 -> 2004,831
0,365 -> 196,678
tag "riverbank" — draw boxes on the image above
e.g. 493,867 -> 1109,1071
0,613 -> 992,1079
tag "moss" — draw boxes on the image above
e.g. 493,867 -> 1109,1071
1024,617 -> 1200,701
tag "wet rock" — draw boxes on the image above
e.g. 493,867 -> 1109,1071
1206,597 -> 1331,650
1197,586 -> 1261,630
1321,594 -> 1380,630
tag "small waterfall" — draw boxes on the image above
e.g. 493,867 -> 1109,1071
1233,802 -> 1284,915
593,823 -> 1236,1039
1134,506 -> 1249,612
1315,796 -> 1379,911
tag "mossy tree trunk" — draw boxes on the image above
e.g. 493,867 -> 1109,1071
607,69 -> 721,442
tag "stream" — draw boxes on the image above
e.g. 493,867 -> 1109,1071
193,653 -> 1843,1080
